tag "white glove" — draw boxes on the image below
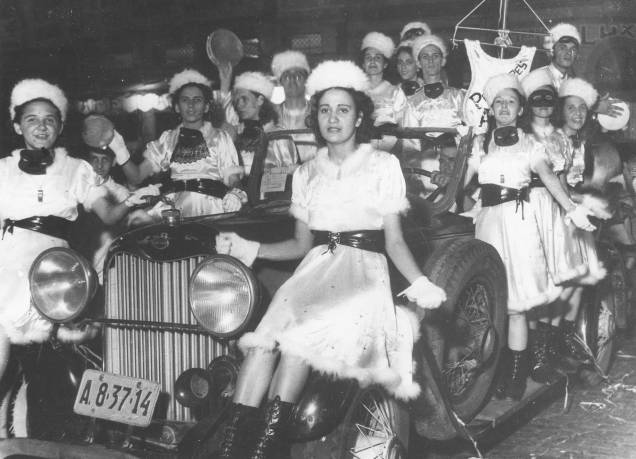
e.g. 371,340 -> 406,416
215,232 -> 260,267
456,124 -> 470,137
222,189 -> 246,212
124,184 -> 161,207
108,130 -> 131,165
222,165 -> 246,187
580,193 -> 612,220
566,205 -> 596,231
398,276 -> 446,309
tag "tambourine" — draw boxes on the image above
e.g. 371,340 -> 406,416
598,100 -> 630,131
206,29 -> 244,67
82,114 -> 115,149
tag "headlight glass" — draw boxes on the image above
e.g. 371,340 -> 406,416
29,248 -> 96,323
189,255 -> 258,338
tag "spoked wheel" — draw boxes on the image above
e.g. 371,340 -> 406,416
578,283 -> 617,385
292,386 -> 410,459
418,238 -> 507,423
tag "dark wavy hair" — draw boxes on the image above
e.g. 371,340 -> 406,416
253,91 -> 279,126
482,88 -> 527,154
13,97 -> 62,125
306,87 -> 375,147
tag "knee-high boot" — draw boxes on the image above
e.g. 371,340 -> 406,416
218,402 -> 260,459
250,395 -> 294,459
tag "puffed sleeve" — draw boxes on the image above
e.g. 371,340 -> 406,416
71,160 -> 108,211
376,153 -> 409,216
289,164 -> 310,223
544,132 -> 569,173
528,138 -> 551,174
215,129 -> 240,173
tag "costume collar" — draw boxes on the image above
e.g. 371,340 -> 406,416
316,143 -> 374,178
532,122 -> 555,138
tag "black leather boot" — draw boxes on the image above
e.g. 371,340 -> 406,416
494,347 -> 511,400
529,323 -> 561,385
250,396 -> 294,459
561,320 -> 593,364
218,402 -> 260,459
506,349 -> 529,400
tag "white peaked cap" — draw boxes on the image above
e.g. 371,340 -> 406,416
400,21 -> 432,40
306,60 -> 370,97
169,68 -> 211,95
559,77 -> 598,108
411,34 -> 448,66
361,32 -> 395,59
233,71 -> 275,100
521,69 -> 555,96
483,73 -> 525,106
10,78 -> 68,122
544,23 -> 581,50
271,50 -> 310,80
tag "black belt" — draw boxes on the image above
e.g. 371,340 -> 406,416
312,230 -> 385,254
421,132 -> 457,155
163,179 -> 229,199
3,215 -> 72,241
481,184 -> 529,218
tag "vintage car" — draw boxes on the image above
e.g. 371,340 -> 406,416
0,128 -> 617,458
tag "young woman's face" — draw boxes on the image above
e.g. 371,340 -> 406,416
88,151 -> 115,179
362,48 -> 387,77
232,88 -> 263,121
562,95 -> 588,132
492,88 -> 522,127
317,88 -> 361,146
531,104 -> 554,119
175,85 -> 209,127
13,100 -> 63,150
397,49 -> 418,82
418,44 -> 444,80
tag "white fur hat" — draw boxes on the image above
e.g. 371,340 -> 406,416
559,77 -> 598,108
271,50 -> 310,80
412,34 -> 448,66
400,21 -> 432,40
233,71 -> 275,100
544,22 -> 581,50
361,32 -> 395,59
483,73 -> 525,106
10,78 -> 68,122
521,68 -> 555,96
306,60 -> 369,97
168,69 -> 211,95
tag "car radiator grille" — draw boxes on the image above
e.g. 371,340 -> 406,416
104,253 -> 229,422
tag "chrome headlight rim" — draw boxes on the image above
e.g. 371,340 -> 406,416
188,254 -> 260,339
28,247 -> 97,324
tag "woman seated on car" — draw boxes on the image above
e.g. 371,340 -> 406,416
116,68 -> 246,219
0,79 -> 150,419
214,60 -> 446,459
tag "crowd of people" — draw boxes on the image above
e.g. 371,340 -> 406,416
0,15 -> 633,458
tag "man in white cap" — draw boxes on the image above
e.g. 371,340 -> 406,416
270,50 -> 316,161
360,31 -> 400,125
537,22 -> 623,117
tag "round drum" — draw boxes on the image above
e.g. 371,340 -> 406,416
82,114 -> 115,149
206,29 -> 244,66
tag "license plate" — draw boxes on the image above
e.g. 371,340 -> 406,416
73,370 -> 161,427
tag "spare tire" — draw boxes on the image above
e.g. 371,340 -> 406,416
414,238 -> 507,425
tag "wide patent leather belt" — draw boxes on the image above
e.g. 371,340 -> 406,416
481,184 -> 529,208
3,215 -> 72,241
312,230 -> 385,254
163,178 -> 229,199
529,173 -> 545,188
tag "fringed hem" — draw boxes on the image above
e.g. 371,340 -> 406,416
508,285 -> 563,314
573,263 -> 607,286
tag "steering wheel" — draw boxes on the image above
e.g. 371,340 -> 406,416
402,166 -> 447,202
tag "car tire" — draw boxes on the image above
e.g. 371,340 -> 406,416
415,238 -> 507,423
291,386 -> 410,459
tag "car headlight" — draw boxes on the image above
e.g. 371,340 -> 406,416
189,255 -> 259,338
29,247 -> 97,323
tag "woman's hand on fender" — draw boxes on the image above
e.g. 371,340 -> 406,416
222,189 -> 245,212
398,276 -> 446,309
566,205 -> 596,232
216,232 -> 260,267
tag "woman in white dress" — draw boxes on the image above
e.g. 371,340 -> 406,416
119,68 -> 245,219
0,79 -> 148,403
214,60 -> 446,459
472,74 -> 593,400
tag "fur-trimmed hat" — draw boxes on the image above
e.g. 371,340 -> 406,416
559,77 -> 598,108
412,34 -> 448,66
400,21 -> 432,40
10,78 -> 68,122
271,50 -> 310,80
483,73 -> 525,106
544,22 -> 581,50
306,60 -> 369,97
233,71 -> 275,100
361,32 -> 395,59
521,68 -> 555,97
168,69 -> 211,95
